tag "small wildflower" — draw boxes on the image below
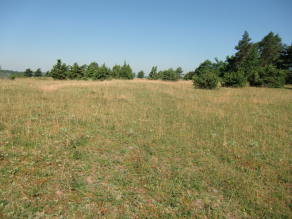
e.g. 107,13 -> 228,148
228,181 -> 230,183
243,209 -> 245,211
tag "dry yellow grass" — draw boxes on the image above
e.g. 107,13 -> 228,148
0,78 -> 291,218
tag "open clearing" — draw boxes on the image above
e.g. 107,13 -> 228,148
0,78 -> 291,218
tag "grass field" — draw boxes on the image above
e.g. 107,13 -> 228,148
0,78 -> 291,218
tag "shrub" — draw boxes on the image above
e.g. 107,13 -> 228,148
34,68 -> 42,77
249,66 -> 285,88
222,70 -> 247,87
193,71 -> 219,89
93,63 -> 111,80
24,68 -> 33,77
137,70 -> 144,78
183,71 -> 195,80
50,60 -> 67,80
119,61 -> 134,79
67,63 -> 85,80
162,68 -> 179,81
148,66 -> 158,80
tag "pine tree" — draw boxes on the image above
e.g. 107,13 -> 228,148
112,64 -> 121,78
24,68 -> 33,77
183,71 -> 195,80
276,44 -> 292,70
67,63 -> 85,79
259,32 -> 283,67
242,45 -> 263,84
276,44 -> 292,84
50,59 -> 67,80
34,68 -> 42,77
119,61 -> 134,79
175,67 -> 183,78
235,31 -> 253,67
162,68 -> 178,81
93,63 -> 111,80
148,66 -> 157,79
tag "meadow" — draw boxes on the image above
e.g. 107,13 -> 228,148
0,78 -> 291,218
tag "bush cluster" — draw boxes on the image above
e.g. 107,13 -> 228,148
189,31 -> 291,89
193,71 -> 219,89
46,60 -> 134,80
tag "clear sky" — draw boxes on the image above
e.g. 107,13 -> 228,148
1,0 -> 291,75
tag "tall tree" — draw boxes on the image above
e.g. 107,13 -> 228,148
259,32 -> 283,67
137,70 -> 145,78
24,68 -> 33,77
235,31 -> 253,67
242,45 -> 263,83
34,68 -> 42,77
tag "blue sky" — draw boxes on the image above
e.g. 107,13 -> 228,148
1,0 -> 291,75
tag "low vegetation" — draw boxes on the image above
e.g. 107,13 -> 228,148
0,78 -> 291,218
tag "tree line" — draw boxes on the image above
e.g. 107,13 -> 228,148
17,30 -> 292,87
21,60 -> 185,81
184,31 -> 292,89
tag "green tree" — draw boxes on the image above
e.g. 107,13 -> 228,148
85,66 -> 96,79
162,68 -> 179,81
193,71 -> 219,89
67,63 -> 85,79
235,31 -> 253,67
119,61 -> 134,79
194,59 -> 225,78
175,67 -> 183,78
224,55 -> 238,73
34,68 -> 42,77
24,68 -> 33,77
50,59 -> 67,80
242,45 -> 263,83
45,71 -> 51,77
85,62 -> 99,79
148,66 -> 158,80
194,60 -> 213,76
112,64 -> 121,78
276,45 -> 292,70
259,32 -> 283,67
222,70 -> 247,87
93,63 -> 111,80
254,66 -> 286,88
183,71 -> 195,80
88,62 -> 99,70
137,70 -> 145,78
276,44 -> 292,84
